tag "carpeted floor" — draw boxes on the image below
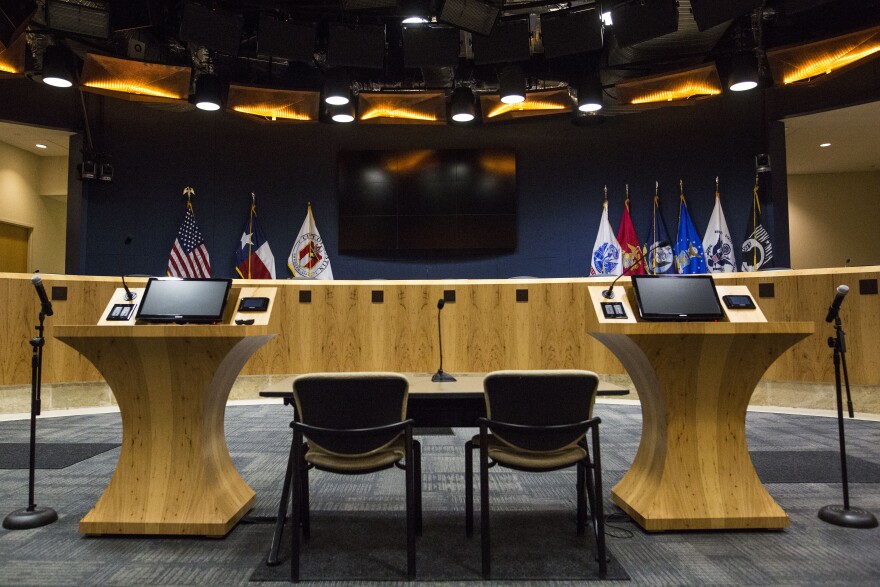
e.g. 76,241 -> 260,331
0,443 -> 120,469
0,403 -> 879,586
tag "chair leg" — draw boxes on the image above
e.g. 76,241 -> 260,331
576,461 -> 586,537
414,439 -> 423,537
591,426 -> 607,578
290,429 -> 304,583
465,439 -> 474,538
300,451 -> 310,540
267,432 -> 297,566
405,426 -> 416,579
479,426 -> 491,579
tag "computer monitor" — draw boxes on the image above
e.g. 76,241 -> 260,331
135,277 -> 232,324
631,275 -> 724,322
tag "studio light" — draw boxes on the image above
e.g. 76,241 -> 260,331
329,101 -> 356,123
41,45 -> 75,88
498,65 -> 526,104
450,87 -> 476,122
577,76 -> 603,112
324,68 -> 351,105
194,74 -> 222,111
728,53 -> 759,92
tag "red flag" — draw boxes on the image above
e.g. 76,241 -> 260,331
616,191 -> 645,275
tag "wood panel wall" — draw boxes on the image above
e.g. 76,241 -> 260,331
1,269 -> 877,386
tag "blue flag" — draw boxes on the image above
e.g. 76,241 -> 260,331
674,194 -> 707,274
644,191 -> 675,274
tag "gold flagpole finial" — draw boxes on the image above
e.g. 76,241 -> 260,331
183,186 -> 194,199
655,180 -> 659,194
251,192 -> 256,203
603,185 -> 608,199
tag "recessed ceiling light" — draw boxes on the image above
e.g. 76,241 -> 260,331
601,12 -> 613,26
820,142 -> 831,147
35,143 -> 48,149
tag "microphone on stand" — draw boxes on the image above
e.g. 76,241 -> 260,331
602,240 -> 669,299
825,284 -> 849,323
121,235 -> 136,301
431,298 -> 456,383
31,275 -> 54,317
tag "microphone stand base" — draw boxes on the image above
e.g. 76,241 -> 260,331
431,370 -> 457,383
818,504 -> 878,529
3,506 -> 58,530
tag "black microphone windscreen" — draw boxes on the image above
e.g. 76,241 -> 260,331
437,299 -> 445,309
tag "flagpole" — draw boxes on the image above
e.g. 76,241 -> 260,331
652,181 -> 659,275
248,193 -> 256,279
308,203 -> 314,278
752,175 -> 760,270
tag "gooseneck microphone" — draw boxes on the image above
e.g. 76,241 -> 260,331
31,275 -> 54,317
431,298 -> 456,383
602,240 -> 669,299
121,235 -> 136,301
825,284 -> 849,323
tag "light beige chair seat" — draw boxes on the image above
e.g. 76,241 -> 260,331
306,437 -> 406,472
485,435 -> 587,469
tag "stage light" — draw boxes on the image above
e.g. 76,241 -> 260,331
577,76 -> 603,112
324,68 -> 351,105
41,45 -> 75,88
498,65 -> 525,104
194,74 -> 222,111
98,162 -> 114,182
728,53 -> 759,92
450,87 -> 476,122
329,101 -> 356,123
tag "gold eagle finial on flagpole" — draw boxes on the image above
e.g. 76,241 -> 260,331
183,186 -> 195,199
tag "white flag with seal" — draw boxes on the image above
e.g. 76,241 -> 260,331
288,203 -> 334,280
702,191 -> 737,273
590,198 -> 622,276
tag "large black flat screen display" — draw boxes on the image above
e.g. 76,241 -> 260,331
338,149 -> 517,253
136,277 -> 232,324
631,275 -> 725,322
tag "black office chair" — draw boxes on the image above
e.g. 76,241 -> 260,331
266,372 -> 422,581
465,370 -> 606,579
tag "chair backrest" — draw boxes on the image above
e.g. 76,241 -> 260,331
292,372 -> 409,456
483,370 -> 599,452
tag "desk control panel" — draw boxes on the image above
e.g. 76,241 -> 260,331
601,302 -> 628,319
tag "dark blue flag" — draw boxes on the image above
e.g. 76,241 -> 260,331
674,194 -> 707,274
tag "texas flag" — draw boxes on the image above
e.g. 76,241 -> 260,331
288,203 -> 334,280
235,200 -> 276,279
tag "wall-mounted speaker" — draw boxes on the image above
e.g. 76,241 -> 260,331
612,0 -> 678,47
689,0 -> 762,31
472,17 -> 530,65
258,15 -> 316,63
179,1 -> 243,56
439,0 -> 501,37
540,7 -> 603,59
328,24 -> 386,70
403,25 -> 460,68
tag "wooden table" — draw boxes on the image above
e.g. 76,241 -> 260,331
54,324 -> 275,536
261,373 -> 629,427
590,321 -> 815,531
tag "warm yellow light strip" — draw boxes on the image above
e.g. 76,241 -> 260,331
486,100 -> 567,118
630,83 -> 721,104
232,105 -> 312,121
83,80 -> 182,99
360,105 -> 437,121
783,43 -> 880,84
0,62 -> 17,73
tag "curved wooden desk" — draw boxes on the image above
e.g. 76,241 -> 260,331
590,321 -> 814,531
53,324 -> 275,536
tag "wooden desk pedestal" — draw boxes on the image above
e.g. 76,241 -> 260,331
54,325 -> 275,536
591,322 -> 814,531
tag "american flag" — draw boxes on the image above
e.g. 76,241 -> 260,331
167,202 -> 211,278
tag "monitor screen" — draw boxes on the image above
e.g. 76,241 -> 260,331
135,278 -> 232,324
631,275 -> 724,322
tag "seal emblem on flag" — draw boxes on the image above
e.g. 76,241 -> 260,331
291,233 -> 331,278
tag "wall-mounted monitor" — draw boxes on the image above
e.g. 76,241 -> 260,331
631,275 -> 724,322
338,149 -> 517,254
135,277 -> 232,324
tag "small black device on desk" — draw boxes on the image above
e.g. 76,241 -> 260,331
238,297 -> 270,312
722,294 -> 756,309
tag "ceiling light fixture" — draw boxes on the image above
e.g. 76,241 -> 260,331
450,87 -> 476,122
400,0 -> 430,23
35,144 -> 47,149
41,45 -> 75,88
498,65 -> 526,104
820,142 -> 831,147
577,76 -> 603,112
193,73 -> 222,111
601,12 -> 613,26
728,53 -> 759,92
324,68 -> 351,106
329,101 -> 356,123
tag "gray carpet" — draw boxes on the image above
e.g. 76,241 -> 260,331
751,450 -> 880,483
0,404 -> 879,586
250,511 -> 627,582
0,443 -> 120,469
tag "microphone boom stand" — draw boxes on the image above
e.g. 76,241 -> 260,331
431,299 -> 456,382
3,310 -> 58,530
817,315 -> 877,528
